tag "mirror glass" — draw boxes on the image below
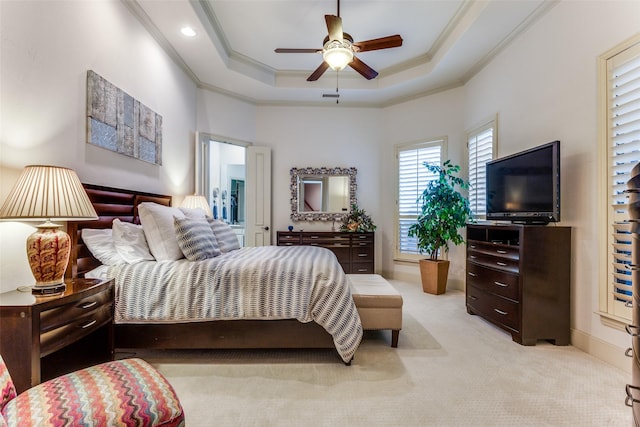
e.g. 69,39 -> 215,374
290,167 -> 357,221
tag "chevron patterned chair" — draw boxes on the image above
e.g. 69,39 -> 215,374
0,355 -> 184,427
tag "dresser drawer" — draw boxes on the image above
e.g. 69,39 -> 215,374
40,289 -> 112,333
468,241 -> 520,261
466,263 -> 519,302
351,262 -> 374,274
302,233 -> 351,245
351,245 -> 374,262
351,233 -> 374,245
277,232 -> 301,245
40,303 -> 112,357
467,252 -> 519,274
467,284 -> 519,332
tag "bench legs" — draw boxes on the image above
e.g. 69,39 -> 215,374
391,330 -> 399,348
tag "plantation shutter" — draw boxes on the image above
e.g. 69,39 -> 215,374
607,42 -> 640,319
468,123 -> 495,218
396,140 -> 443,258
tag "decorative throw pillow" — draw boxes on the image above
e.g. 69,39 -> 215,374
81,228 -> 125,266
138,202 -> 186,261
208,219 -> 241,253
174,217 -> 221,261
112,219 -> 155,264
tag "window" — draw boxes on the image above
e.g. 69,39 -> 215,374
600,36 -> 640,322
395,138 -> 445,261
467,119 -> 497,218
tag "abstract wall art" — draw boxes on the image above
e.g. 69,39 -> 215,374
86,70 -> 162,165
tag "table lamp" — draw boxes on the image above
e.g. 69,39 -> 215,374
180,193 -> 213,217
0,165 -> 98,295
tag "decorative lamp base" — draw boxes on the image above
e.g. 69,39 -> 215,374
31,283 -> 67,296
26,222 -> 70,290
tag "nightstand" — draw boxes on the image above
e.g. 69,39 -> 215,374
0,278 -> 114,393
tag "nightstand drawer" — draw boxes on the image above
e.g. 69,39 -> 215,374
40,303 -> 112,357
40,289 -> 112,333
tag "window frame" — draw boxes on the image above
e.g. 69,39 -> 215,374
598,34 -> 640,325
466,117 -> 498,220
394,137 -> 446,262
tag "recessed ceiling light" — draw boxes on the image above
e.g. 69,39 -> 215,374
180,27 -> 196,37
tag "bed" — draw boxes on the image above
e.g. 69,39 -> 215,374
66,184 -> 362,364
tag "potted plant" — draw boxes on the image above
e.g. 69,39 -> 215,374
407,160 -> 472,294
340,204 -> 377,232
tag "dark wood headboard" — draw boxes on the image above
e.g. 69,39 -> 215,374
65,184 -> 172,279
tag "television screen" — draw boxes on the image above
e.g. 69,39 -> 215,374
486,141 -> 560,224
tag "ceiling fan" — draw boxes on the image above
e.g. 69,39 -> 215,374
274,0 -> 403,81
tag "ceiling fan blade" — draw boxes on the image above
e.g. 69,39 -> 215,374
274,48 -> 321,54
325,15 -> 343,42
349,56 -> 378,80
307,61 -> 330,81
353,35 -> 403,52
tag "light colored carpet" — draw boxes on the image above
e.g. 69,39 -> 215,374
120,279 -> 630,426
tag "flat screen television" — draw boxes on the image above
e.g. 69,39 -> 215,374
486,140 -> 560,224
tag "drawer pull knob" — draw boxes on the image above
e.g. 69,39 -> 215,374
625,264 -> 640,271
470,245 -> 476,249
626,300 -> 634,308
626,384 -> 640,407
81,319 -> 97,329
80,301 -> 97,309
496,261 -> 507,267
357,269 -> 368,272
468,272 -> 477,277
469,255 -> 477,259
625,347 -> 633,357
493,308 -> 508,316
626,324 -> 640,336
494,281 -> 508,288
310,236 -> 319,239
468,296 -> 478,301
358,254 -> 368,257
310,243 -> 319,246
496,250 -> 507,254
358,235 -> 367,239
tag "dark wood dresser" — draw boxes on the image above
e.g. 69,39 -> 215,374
465,223 -> 571,346
277,231 -> 374,274
0,278 -> 114,393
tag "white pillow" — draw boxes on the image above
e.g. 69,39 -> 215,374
208,219 -> 241,253
174,216 -> 221,261
81,228 -> 125,266
138,202 -> 186,261
112,219 -> 155,264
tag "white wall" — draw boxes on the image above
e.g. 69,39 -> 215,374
382,88 -> 467,286
255,106 -> 383,237
0,0 -> 197,292
463,1 -> 640,352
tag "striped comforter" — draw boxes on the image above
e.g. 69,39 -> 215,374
107,245 -> 362,362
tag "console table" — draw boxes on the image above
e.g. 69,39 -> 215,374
465,223 -> 571,345
277,231 -> 374,274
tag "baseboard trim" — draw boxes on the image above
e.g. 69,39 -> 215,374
571,328 -> 631,373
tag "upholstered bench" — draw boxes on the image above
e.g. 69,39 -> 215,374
0,356 -> 185,427
348,274 -> 403,348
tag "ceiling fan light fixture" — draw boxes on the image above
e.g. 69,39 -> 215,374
323,40 -> 353,71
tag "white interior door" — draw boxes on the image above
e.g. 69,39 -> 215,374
245,146 -> 271,246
